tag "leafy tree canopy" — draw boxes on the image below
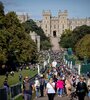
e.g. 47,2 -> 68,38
71,25 -> 90,48
0,1 -> 4,17
75,34 -> 90,59
0,4 -> 38,71
59,29 -> 73,48
60,25 -> 90,49
22,19 -> 48,41
0,1 -> 5,29
22,19 -> 51,50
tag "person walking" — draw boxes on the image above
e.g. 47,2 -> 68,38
56,77 -> 64,97
87,76 -> 90,99
39,74 -> 45,97
76,76 -> 88,100
34,77 -> 40,98
46,78 -> 55,100
19,73 -> 22,82
3,79 -> 10,98
23,76 -> 33,100
65,77 -> 72,96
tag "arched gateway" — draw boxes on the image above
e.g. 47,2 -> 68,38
53,31 -> 57,37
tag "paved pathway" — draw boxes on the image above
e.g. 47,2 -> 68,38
35,95 -> 89,100
50,37 -> 60,51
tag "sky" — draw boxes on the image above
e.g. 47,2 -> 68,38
1,0 -> 90,20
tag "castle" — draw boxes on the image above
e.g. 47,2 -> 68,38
36,10 -> 90,37
17,10 -> 90,37
17,13 -> 29,23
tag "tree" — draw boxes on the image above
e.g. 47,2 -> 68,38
59,29 -> 73,48
0,11 -> 38,71
75,34 -> 90,59
0,1 -> 4,16
0,1 -> 5,29
22,19 -> 51,50
41,40 -> 52,50
22,19 -> 48,41
60,25 -> 90,50
0,30 -> 8,64
71,25 -> 90,49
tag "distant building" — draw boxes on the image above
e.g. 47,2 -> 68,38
29,31 -> 40,52
17,13 -> 29,23
35,10 -> 90,37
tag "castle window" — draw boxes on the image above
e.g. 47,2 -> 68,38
62,24 -> 64,29
62,30 -> 64,33
45,25 -> 47,28
70,26 -> 72,29
46,30 -> 47,33
54,25 -> 56,28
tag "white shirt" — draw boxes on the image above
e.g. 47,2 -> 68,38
46,82 -> 55,93
35,80 -> 40,87
52,61 -> 57,67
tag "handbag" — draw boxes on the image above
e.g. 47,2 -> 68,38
49,82 -> 55,91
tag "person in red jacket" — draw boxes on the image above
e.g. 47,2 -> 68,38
56,77 -> 64,97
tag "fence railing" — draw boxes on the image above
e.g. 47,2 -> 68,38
0,67 -> 48,100
0,87 -> 8,100
10,83 -> 22,98
81,64 -> 90,74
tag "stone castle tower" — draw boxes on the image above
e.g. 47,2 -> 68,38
36,10 -> 90,37
17,13 -> 29,23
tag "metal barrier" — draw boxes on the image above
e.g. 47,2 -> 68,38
10,83 -> 22,98
0,67 -> 48,100
0,87 -> 8,100
81,64 -> 90,74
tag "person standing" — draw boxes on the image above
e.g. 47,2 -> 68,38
39,74 -> 45,97
34,77 -> 40,98
6,72 -> 9,79
3,79 -> 10,98
87,76 -> 90,99
56,77 -> 64,97
65,77 -> 72,96
19,73 -> 22,82
46,78 -> 55,100
23,76 -> 33,100
76,76 -> 88,100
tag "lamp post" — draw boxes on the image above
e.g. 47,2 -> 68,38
78,64 -> 81,75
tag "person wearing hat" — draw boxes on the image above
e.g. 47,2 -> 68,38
23,76 -> 33,100
76,76 -> 88,100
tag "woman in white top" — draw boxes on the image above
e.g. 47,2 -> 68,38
46,78 -> 55,100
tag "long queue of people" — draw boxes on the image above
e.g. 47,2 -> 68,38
22,62 -> 90,100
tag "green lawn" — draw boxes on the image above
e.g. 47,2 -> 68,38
0,69 -> 37,88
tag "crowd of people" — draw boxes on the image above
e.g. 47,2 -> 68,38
3,50 -> 90,100
22,59 -> 90,100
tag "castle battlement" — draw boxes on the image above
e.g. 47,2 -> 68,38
38,10 -> 90,37
51,17 -> 58,20
17,10 -> 90,38
42,10 -> 51,16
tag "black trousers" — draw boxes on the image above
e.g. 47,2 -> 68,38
40,85 -> 44,97
78,95 -> 85,100
48,93 -> 55,100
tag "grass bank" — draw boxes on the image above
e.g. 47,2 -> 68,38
0,69 -> 37,88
